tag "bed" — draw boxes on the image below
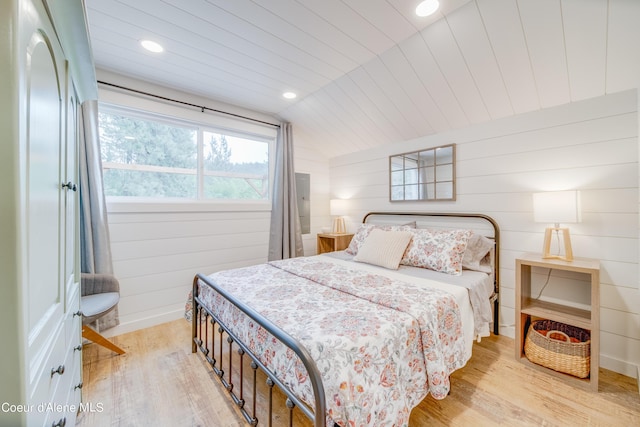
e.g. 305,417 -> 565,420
190,212 -> 500,427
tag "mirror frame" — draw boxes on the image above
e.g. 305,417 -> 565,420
389,143 -> 456,202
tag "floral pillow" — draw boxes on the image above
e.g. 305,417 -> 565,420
345,222 -> 416,255
400,228 -> 472,275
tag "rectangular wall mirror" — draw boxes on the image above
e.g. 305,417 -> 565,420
389,143 -> 456,201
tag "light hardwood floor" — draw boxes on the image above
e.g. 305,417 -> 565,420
78,319 -> 639,427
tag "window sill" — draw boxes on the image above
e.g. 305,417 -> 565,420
106,198 -> 272,214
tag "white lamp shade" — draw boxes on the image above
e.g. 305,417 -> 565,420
533,190 -> 581,224
330,199 -> 348,216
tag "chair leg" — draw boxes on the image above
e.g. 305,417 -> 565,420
82,325 -> 126,355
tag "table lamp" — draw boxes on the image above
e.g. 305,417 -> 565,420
330,199 -> 348,234
533,190 -> 581,261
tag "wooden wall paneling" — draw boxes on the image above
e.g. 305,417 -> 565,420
118,269 -> 210,297
350,63 -> 418,141
113,243 -> 268,277
601,260 -> 640,292
254,0 -> 374,65
380,46 -> 446,133
93,39 -> 280,111
88,5 -> 297,97
362,56 -> 430,137
320,84 -> 382,147
606,0 -> 640,93
476,0 -> 540,114
458,113 -> 638,160
334,77 -> 402,143
400,32 -> 469,129
179,2 -> 343,80
111,231 -> 269,264
281,105 -> 330,148
446,1 -> 514,120
108,215 -> 270,241
311,89 -> 372,152
323,81 -> 395,146
600,331 -> 640,377
422,17 -> 490,124
295,0 -> 394,54
206,0 -> 358,73
344,0 -> 416,43
118,285 -> 188,314
561,0 -> 608,101
286,97 -> 355,157
517,0 -> 571,108
600,308 -> 640,340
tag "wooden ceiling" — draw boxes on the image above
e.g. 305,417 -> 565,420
86,0 -> 640,158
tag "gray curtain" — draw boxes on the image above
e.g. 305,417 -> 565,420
79,99 -> 118,329
268,122 -> 303,261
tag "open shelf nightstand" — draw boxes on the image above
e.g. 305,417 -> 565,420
515,253 -> 600,391
316,233 -> 354,254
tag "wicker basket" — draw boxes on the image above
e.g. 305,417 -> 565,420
524,319 -> 591,378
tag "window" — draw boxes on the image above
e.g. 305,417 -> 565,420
99,106 -> 272,201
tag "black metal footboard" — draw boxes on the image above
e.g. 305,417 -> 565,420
192,273 -> 327,427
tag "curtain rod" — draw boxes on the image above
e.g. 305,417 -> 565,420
97,80 -> 281,128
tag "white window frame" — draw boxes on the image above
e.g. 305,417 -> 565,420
98,91 -> 277,214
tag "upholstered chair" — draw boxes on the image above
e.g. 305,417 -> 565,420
80,273 -> 125,355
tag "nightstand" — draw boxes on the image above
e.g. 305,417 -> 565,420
515,253 -> 600,390
317,233 -> 354,254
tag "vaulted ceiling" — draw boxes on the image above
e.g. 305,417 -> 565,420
86,0 -> 640,158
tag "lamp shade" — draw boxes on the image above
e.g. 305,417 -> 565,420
533,190 -> 581,224
330,199 -> 348,216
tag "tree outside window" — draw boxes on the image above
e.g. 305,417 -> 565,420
99,108 -> 271,200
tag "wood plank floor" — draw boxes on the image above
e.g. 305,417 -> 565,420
78,319 -> 639,427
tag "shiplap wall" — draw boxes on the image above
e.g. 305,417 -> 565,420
97,71 -> 332,336
328,89 -> 639,378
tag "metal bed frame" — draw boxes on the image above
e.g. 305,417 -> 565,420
363,212 -> 501,335
191,212 -> 500,426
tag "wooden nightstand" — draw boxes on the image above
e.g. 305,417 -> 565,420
515,253 -> 600,390
317,233 -> 354,254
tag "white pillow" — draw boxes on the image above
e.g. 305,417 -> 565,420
462,233 -> 494,273
353,229 -> 413,270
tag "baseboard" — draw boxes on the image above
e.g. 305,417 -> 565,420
599,354 -> 639,381
101,309 -> 185,338
637,365 -> 640,394
498,325 -> 515,339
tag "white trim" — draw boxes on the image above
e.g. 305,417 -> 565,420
98,100 -> 276,205
106,198 -> 271,214
599,354 -> 640,380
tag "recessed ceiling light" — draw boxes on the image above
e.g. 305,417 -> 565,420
282,92 -> 297,99
141,40 -> 164,53
415,0 -> 440,17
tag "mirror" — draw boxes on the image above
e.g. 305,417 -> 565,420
389,144 -> 455,201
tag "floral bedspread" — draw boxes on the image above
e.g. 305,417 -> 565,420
194,256 -> 468,427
